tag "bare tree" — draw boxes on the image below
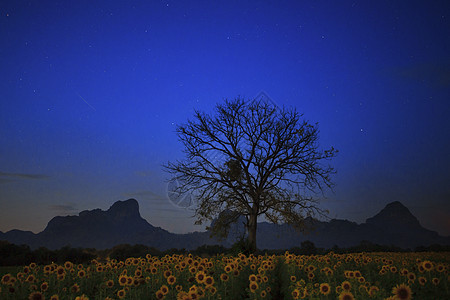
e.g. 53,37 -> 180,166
164,97 -> 337,253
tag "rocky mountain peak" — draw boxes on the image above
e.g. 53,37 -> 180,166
107,198 -> 140,219
365,201 -> 421,229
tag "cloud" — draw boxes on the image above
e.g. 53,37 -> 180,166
395,62 -> 450,88
49,204 -> 77,213
0,171 -> 50,183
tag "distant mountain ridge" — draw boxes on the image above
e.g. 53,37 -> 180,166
1,199 -> 449,250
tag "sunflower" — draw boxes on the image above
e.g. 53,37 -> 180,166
291,289 -> 300,299
307,265 -> 316,272
368,286 -> 379,297
319,283 -> 331,295
177,291 -> 189,300
220,273 -> 229,282
208,286 -> 217,295
189,285 -> 198,293
300,288 -> 308,299
63,261 -> 73,270
104,279 -> 113,288
75,295 -> 89,300
358,285 -> 367,293
43,265 -> 51,274
77,270 -> 86,278
16,272 -> 25,282
133,277 -> 143,287
260,290 -> 267,298
1,274 -> 11,285
341,281 -> 351,291
188,290 -> 199,300
195,271 -> 206,284
407,272 -> 416,282
338,291 -> 355,300
118,275 -> 128,286
40,282 -> 49,292
50,295 -> 59,300
164,270 -> 172,278
204,276 -> 214,287
249,274 -> 257,282
432,277 -> 440,285
249,281 -> 259,293
418,276 -> 426,285
56,266 -> 65,276
155,290 -> 165,299
160,285 -> 169,295
400,268 -> 409,276
28,292 -> 44,300
422,260 -> 433,271
117,289 -> 126,299
307,272 -> 315,280
71,283 -> 80,293
392,283 -> 412,300
7,278 -> 17,288
167,275 -> 176,285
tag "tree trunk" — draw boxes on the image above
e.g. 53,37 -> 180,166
247,213 -> 257,253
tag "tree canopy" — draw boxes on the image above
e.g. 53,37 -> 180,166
164,97 -> 337,252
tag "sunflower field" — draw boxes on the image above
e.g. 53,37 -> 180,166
0,251 -> 448,299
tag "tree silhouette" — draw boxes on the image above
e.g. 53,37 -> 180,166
164,97 -> 337,253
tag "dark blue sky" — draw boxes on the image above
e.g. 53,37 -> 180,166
1,1 -> 449,236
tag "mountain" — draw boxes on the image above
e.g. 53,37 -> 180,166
256,201 -> 449,249
1,199 -> 449,250
36,199 -> 172,250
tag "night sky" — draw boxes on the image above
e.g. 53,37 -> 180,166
1,1 -> 449,236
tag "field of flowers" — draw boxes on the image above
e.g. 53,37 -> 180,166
0,251 -> 448,299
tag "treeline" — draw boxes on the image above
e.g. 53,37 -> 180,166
1,239 -> 449,266
0,241 -> 96,266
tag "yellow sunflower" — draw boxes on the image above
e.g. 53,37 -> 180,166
319,283 -> 331,295
338,291 -> 355,300
28,292 -> 44,300
391,283 -> 412,300
249,281 -> 259,293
